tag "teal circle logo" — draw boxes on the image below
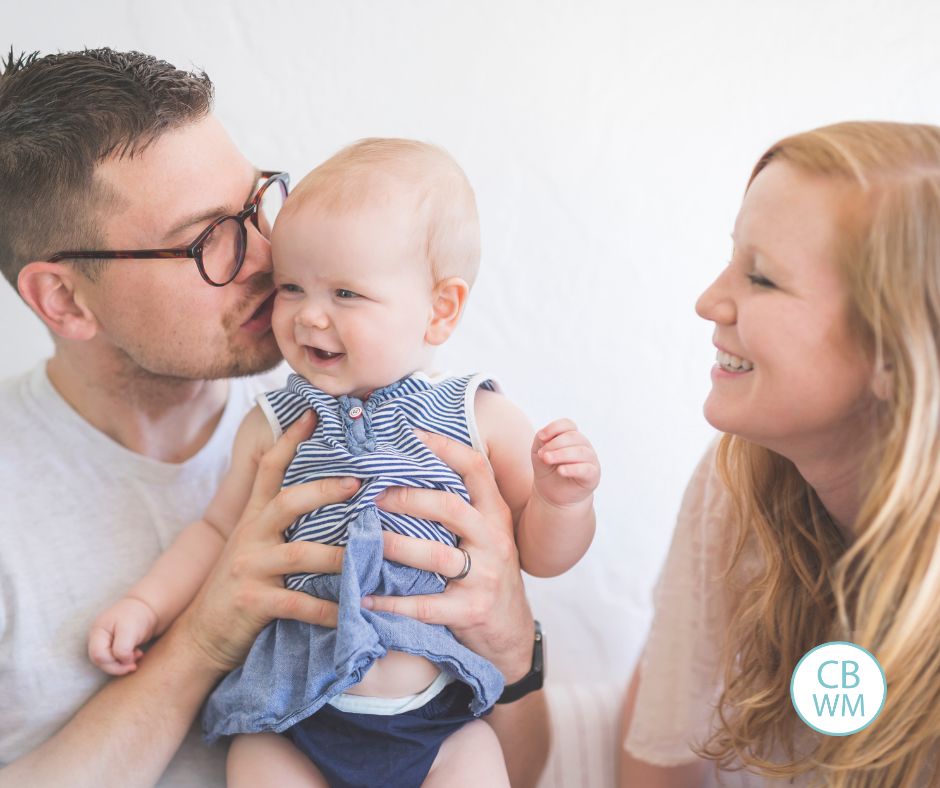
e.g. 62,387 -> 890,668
790,641 -> 886,736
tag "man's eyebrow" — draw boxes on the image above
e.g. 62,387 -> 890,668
160,169 -> 261,245
160,206 -> 229,244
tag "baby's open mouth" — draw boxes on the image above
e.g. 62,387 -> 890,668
312,347 -> 344,360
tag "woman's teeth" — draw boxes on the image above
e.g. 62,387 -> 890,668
717,350 -> 754,372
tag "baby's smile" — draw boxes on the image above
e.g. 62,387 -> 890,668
306,346 -> 346,365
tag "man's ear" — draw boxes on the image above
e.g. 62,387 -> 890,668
425,277 -> 470,346
17,262 -> 99,341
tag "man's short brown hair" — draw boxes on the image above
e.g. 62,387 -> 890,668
0,47 -> 214,287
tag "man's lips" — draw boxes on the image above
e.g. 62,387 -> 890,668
241,293 -> 275,332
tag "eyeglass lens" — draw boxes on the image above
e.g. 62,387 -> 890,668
255,177 -> 287,239
200,175 -> 287,285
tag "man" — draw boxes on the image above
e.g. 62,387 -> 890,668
0,48 -> 548,786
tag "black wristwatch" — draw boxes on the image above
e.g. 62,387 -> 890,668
495,620 -> 544,704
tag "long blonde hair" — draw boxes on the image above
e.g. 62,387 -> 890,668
701,122 -> 940,786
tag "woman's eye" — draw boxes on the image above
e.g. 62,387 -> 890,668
746,272 -> 776,289
335,289 -> 359,299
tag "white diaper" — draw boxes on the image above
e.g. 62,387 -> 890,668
326,670 -> 455,716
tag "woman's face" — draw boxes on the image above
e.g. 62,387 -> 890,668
695,160 -> 877,458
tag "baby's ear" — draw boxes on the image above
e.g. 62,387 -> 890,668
17,261 -> 100,341
425,277 -> 470,346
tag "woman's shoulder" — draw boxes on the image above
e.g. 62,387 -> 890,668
671,438 -> 736,558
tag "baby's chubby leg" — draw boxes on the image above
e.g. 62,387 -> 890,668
227,732 -> 328,788
423,719 -> 510,787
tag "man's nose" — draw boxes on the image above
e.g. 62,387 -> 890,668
233,222 -> 273,282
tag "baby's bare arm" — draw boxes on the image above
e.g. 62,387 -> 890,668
141,406 -> 276,629
88,407 -> 275,673
476,390 -> 598,577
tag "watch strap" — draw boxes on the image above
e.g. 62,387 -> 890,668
495,620 -> 543,704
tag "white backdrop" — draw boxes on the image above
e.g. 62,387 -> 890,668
5,1 -> 940,689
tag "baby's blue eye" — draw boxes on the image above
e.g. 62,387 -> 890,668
335,289 -> 359,299
277,283 -> 303,294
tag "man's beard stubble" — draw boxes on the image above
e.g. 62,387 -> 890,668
111,272 -> 283,388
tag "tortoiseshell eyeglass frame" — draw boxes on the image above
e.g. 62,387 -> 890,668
47,170 -> 290,287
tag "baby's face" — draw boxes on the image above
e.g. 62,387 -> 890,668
270,197 -> 436,398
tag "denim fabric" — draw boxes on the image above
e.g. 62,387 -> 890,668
286,680 -> 479,788
203,505 -> 503,740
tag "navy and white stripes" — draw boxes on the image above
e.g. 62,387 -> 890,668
261,372 -> 497,591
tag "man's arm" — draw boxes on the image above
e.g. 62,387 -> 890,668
367,429 -> 551,787
0,412 -> 357,788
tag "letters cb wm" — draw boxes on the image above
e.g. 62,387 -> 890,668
790,641 -> 887,736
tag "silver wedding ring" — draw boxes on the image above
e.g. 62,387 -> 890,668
447,547 -> 472,581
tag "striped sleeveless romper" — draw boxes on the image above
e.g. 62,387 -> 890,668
203,372 -> 505,740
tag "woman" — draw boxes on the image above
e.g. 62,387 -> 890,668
621,122 -> 940,786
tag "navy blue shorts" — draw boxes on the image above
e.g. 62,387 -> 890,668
286,681 -> 479,788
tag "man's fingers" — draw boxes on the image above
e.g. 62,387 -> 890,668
361,592 -> 457,625
382,531 -> 467,577
414,430 -> 507,517
256,476 -> 360,539
248,410 -> 316,506
262,588 -> 339,629
377,485 -> 478,539
248,540 -> 344,578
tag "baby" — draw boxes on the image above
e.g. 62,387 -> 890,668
89,138 -> 600,787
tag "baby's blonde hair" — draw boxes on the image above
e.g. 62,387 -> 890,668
702,121 -> 940,786
287,138 -> 481,286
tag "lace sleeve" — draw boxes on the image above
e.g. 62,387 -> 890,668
624,439 -> 735,765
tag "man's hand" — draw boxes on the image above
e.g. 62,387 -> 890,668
178,410 -> 358,673
364,429 -> 534,682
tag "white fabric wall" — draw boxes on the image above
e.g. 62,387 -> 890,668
5,0 -> 940,689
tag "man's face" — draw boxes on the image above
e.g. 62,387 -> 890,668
80,115 -> 281,380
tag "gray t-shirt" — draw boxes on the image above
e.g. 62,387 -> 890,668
0,362 -> 285,786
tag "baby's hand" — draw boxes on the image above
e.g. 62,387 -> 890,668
87,597 -> 158,676
531,419 -> 601,507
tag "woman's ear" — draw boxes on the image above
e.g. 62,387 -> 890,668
871,358 -> 893,402
17,262 -> 99,341
425,277 -> 470,346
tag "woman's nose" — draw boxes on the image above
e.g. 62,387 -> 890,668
695,268 -> 736,325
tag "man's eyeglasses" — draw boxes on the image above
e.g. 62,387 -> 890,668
48,171 -> 290,287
